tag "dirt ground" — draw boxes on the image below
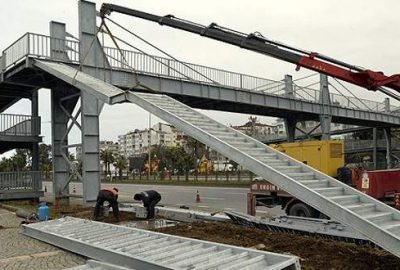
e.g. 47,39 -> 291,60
4,200 -> 400,269
157,222 -> 400,270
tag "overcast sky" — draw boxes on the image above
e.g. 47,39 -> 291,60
1,0 -> 400,148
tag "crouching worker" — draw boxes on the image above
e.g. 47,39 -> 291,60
133,190 -> 161,219
93,187 -> 120,222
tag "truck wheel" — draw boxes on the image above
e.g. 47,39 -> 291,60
288,203 -> 316,218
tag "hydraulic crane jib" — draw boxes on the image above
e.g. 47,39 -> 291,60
100,3 -> 400,93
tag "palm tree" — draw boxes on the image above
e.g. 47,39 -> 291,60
42,163 -> 52,180
100,149 -> 115,177
113,155 -> 128,180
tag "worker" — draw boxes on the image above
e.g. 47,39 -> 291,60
133,190 -> 161,219
93,187 -> 120,221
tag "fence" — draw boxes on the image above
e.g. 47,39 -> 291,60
0,171 -> 41,191
0,114 -> 40,136
345,139 -> 400,151
102,170 -> 256,183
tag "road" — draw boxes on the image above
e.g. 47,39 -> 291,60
42,182 -> 283,215
43,181 -> 248,212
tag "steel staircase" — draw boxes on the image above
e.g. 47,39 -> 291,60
32,60 -> 400,258
24,217 -> 299,270
126,92 -> 400,257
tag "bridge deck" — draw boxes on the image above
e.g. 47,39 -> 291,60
0,33 -> 399,128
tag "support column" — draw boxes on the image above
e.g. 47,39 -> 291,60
31,90 -> 40,191
81,91 -> 101,204
50,21 -> 70,203
51,84 -> 77,203
384,127 -> 392,169
50,21 -> 68,61
373,128 -> 378,170
319,74 -> 332,140
384,98 -> 390,113
79,0 -> 103,204
383,98 -> 392,169
284,75 -> 296,142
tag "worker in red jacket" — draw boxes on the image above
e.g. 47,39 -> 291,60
134,190 -> 161,219
93,187 -> 120,221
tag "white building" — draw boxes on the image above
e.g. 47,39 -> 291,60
118,122 -> 186,157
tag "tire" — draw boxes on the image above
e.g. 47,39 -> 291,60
287,202 -> 317,218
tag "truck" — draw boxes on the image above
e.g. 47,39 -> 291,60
249,140 -> 400,218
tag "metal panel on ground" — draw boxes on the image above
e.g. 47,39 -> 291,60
225,211 -> 374,246
67,260 -> 135,270
23,217 -> 300,270
33,60 -> 400,258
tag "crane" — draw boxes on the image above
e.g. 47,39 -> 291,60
100,3 -> 400,100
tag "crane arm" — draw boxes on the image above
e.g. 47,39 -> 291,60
100,4 -> 400,93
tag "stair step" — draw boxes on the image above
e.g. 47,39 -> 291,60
345,203 -> 376,213
360,212 -> 393,223
286,172 -> 315,180
313,187 -> 344,197
248,153 -> 277,159
259,159 -> 289,166
381,221 -> 400,234
329,195 -> 360,205
208,130 -> 234,136
272,165 -> 302,173
298,179 -> 329,188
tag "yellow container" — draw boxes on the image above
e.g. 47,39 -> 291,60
271,140 -> 344,177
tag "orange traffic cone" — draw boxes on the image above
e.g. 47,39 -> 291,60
196,190 -> 201,203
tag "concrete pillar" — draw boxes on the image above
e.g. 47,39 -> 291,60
373,128 -> 378,170
319,74 -> 332,140
284,75 -> 296,142
384,127 -> 392,169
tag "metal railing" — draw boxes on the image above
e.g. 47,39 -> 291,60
0,32 -> 395,115
1,32 -> 80,70
0,114 -> 41,136
102,46 -> 285,92
0,171 -> 41,191
293,84 -> 391,113
345,139 -> 400,151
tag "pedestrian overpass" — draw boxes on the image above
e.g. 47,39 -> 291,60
2,0 -> 400,259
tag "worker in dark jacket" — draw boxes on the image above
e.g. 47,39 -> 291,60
133,190 -> 161,219
93,187 -> 120,221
